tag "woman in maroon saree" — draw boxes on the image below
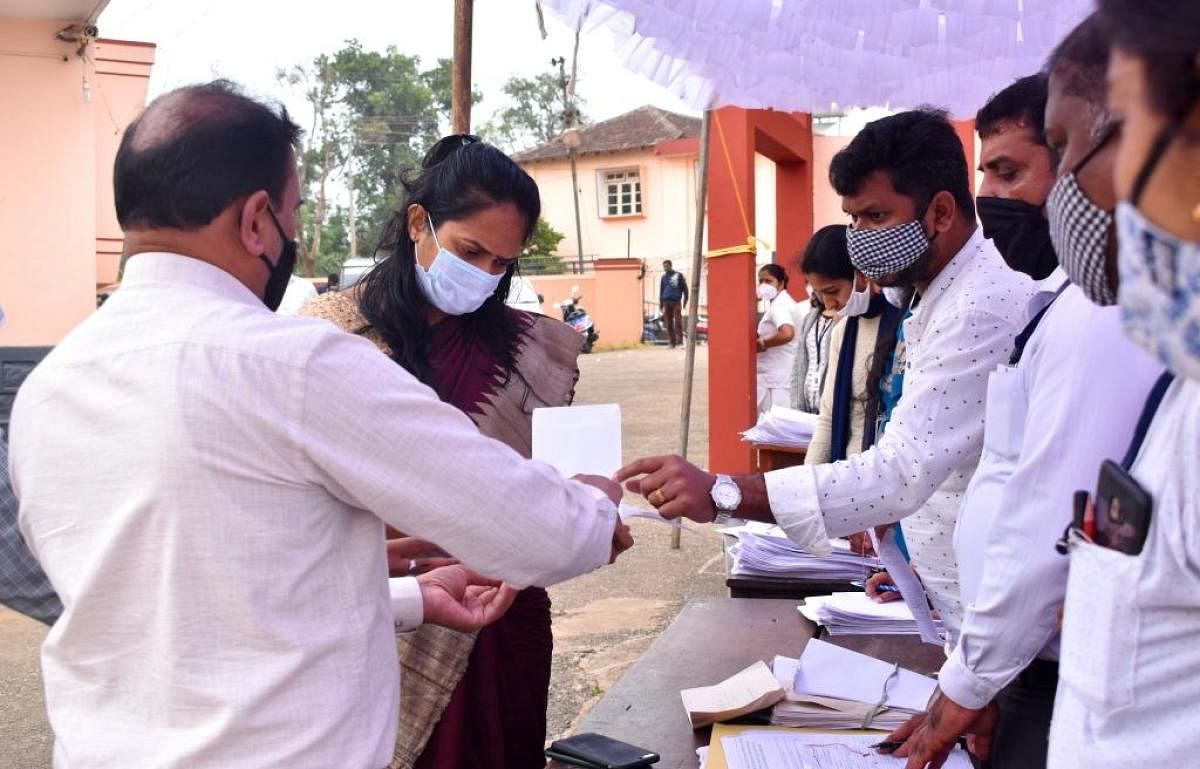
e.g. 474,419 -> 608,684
302,135 -> 585,769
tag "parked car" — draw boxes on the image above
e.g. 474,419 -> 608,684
337,257 -> 377,290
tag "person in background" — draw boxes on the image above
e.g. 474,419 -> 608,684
301,135 -> 593,769
7,81 -> 631,769
0,304 -> 62,626
797,224 -> 902,459
618,109 -> 1035,637
1046,3 -> 1200,766
790,228 -> 844,415
276,272 -> 318,315
889,42 -> 1162,769
755,263 -> 798,413
659,259 -> 688,348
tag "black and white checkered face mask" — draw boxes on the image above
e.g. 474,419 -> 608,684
846,219 -> 931,281
1046,127 -> 1117,305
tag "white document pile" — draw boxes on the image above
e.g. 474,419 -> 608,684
680,661 -> 787,729
793,639 -> 936,717
723,522 -> 880,582
799,592 -> 946,638
720,730 -> 972,769
740,405 -> 818,447
769,656 -> 911,731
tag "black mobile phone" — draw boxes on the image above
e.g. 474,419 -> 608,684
1093,459 -> 1153,555
546,732 -> 660,769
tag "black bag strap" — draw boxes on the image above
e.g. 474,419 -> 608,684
1121,371 -> 1176,470
1009,281 -> 1070,365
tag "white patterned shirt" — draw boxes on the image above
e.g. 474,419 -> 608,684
764,229 -> 1034,627
9,252 -> 616,769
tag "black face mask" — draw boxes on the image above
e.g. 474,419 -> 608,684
977,196 -> 1058,280
260,207 -> 297,311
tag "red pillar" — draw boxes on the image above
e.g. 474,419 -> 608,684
705,108 -> 757,473
776,158 -> 814,300
953,119 -> 977,196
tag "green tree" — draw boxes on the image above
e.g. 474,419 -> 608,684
482,72 -> 587,152
521,217 -> 566,274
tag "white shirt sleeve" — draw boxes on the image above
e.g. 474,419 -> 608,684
938,303 -> 1163,708
766,307 -> 1013,550
291,329 -> 617,590
388,577 -> 423,632
770,297 -> 796,331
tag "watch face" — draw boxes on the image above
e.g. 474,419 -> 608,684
714,482 -> 739,510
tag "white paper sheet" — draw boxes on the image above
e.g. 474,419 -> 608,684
618,502 -> 693,531
531,404 -> 622,478
869,527 -> 944,646
721,731 -> 972,769
792,639 -> 936,714
799,593 -> 945,637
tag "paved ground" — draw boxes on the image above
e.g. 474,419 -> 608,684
0,345 -> 726,767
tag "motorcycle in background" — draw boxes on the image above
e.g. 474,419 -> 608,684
559,286 -> 598,353
642,310 -> 708,345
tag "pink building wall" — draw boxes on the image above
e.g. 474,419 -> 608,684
0,19 -> 153,346
527,258 -> 644,348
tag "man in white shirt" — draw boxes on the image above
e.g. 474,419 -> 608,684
887,64 -> 1162,769
618,109 -> 1033,631
9,81 -> 629,769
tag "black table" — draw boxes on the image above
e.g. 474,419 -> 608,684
571,597 -> 946,769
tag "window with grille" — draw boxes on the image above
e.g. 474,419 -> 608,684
600,168 -> 642,216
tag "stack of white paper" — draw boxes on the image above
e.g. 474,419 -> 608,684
793,638 -> 936,717
721,730 -> 972,769
740,405 -> 818,447
799,592 -> 947,637
769,656 -> 912,730
725,525 -> 879,582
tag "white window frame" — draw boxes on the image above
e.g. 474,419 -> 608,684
598,167 -> 643,217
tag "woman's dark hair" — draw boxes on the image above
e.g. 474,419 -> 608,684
759,263 -> 789,288
829,108 -> 976,223
357,135 -> 541,386
114,80 -> 301,230
1097,0 -> 1200,123
799,225 -> 853,282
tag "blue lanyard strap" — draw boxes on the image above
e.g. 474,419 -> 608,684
1122,371 -> 1176,470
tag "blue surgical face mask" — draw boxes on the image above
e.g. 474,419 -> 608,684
414,214 -> 504,315
1117,122 -> 1200,381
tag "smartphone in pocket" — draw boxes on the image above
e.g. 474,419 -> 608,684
545,732 -> 660,769
1093,459 -> 1153,555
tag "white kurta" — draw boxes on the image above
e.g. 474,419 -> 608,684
941,281 -> 1162,708
1048,378 -> 1200,768
8,253 -> 616,769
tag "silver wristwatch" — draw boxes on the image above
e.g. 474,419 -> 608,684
709,474 -> 742,524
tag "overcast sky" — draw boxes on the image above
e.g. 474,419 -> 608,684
97,0 -> 698,127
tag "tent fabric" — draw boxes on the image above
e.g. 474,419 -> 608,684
540,0 -> 1093,117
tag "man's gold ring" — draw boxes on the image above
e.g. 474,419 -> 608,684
649,488 -> 667,507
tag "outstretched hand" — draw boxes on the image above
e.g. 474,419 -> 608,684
614,454 -> 718,523
416,565 -> 518,633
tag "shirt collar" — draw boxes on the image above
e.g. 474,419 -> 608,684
913,226 -> 985,310
1033,266 -> 1069,295
121,252 -> 265,309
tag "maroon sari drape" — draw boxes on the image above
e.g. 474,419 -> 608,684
415,312 -> 555,769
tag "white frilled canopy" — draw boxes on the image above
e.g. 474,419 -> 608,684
540,0 -> 1093,117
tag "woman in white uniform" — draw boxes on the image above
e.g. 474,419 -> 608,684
1048,4 -> 1200,767
755,263 -> 798,413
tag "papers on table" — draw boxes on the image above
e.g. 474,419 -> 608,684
769,656 -> 911,731
792,638 -> 936,715
723,523 -> 879,582
680,661 -> 787,729
741,405 -> 817,448
532,404 -> 622,477
799,592 -> 946,638
720,730 -> 972,769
